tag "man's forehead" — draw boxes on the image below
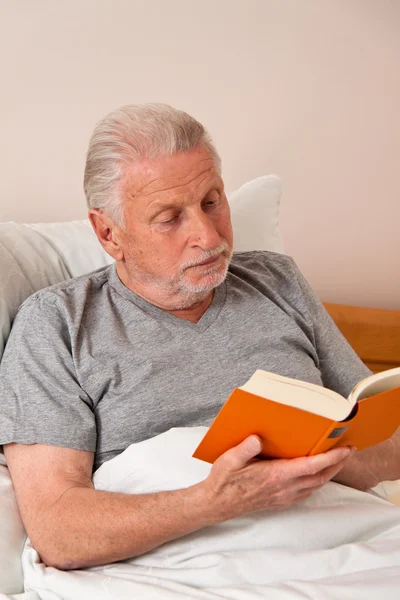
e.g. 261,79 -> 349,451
124,147 -> 220,202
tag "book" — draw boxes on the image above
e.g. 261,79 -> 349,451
192,367 -> 400,464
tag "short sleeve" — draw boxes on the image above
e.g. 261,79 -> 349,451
288,258 -> 372,397
0,294 -> 96,452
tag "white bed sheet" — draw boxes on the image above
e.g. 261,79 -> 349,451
20,427 -> 400,600
0,594 -> 40,600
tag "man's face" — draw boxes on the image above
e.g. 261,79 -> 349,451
115,145 -> 233,307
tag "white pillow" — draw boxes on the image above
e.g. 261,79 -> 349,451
229,174 -> 283,253
0,455 -> 26,594
0,174 -> 283,361
27,219 -> 114,279
0,222 -> 69,361
26,173 -> 284,274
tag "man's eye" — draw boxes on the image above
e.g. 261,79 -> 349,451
161,216 -> 178,225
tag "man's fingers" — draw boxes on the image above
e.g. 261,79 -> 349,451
296,456 -> 351,490
215,441 -> 354,493
283,446 -> 354,479
216,435 -> 262,471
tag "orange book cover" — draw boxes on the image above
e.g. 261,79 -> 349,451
193,375 -> 400,464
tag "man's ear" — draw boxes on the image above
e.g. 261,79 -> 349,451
88,209 -> 125,261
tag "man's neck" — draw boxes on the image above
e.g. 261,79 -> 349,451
116,263 -> 215,323
165,292 -> 214,323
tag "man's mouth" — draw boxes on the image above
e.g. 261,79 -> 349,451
195,254 -> 221,267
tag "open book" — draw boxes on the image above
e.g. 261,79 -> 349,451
193,368 -> 400,464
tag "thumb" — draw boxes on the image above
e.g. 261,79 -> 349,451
217,435 -> 263,471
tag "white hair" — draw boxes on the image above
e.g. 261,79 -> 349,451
84,103 -> 221,227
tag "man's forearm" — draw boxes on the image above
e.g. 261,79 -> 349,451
333,428 -> 400,491
12,439 -> 356,570
37,482 -> 216,570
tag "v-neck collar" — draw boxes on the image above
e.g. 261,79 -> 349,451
107,263 -> 227,333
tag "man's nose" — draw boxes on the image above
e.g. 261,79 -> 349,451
188,210 -> 221,249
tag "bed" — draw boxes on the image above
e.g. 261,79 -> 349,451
324,303 -> 400,374
1,176 -> 399,599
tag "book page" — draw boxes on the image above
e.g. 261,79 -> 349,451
240,370 -> 353,421
349,368 -> 400,402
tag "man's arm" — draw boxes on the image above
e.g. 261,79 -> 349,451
333,427 -> 400,491
5,438 -> 352,570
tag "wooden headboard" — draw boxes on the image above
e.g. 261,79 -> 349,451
324,303 -> 400,374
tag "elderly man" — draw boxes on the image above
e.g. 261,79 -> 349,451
1,104 -> 399,571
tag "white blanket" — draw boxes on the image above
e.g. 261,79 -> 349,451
21,427 -> 400,599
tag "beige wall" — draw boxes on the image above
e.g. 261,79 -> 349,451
1,0 -> 399,309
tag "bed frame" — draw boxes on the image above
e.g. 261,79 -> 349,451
324,303 -> 400,374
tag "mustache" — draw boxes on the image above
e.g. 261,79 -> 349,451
181,242 -> 232,270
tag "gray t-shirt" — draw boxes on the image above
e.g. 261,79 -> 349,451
0,251 -> 371,470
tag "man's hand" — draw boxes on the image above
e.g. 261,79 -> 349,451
201,436 -> 354,522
